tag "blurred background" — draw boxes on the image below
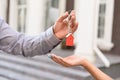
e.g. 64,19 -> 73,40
0,0 -> 120,80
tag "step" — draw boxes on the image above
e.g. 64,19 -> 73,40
115,78 -> 120,80
0,50 -> 120,80
0,53 -> 90,77
0,76 -> 10,80
0,66 -> 39,80
0,51 -> 91,80
97,54 -> 120,79
0,58 -> 75,80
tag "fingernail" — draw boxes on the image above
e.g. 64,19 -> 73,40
47,54 -> 52,58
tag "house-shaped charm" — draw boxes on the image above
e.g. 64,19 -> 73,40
66,33 -> 74,46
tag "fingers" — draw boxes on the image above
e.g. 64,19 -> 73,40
63,10 -> 76,25
72,21 -> 78,33
48,54 -> 86,67
50,54 -> 71,67
57,12 -> 68,22
58,57 -> 73,67
70,10 -> 76,24
58,10 -> 76,23
68,10 -> 78,33
52,54 -> 70,67
50,54 -> 62,65
70,16 -> 76,28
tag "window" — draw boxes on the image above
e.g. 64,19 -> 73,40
51,0 -> 59,8
45,0 -> 59,30
17,0 -> 27,32
98,3 -> 106,38
97,0 -> 114,51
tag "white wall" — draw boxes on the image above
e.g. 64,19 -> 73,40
26,0 -> 47,35
104,0 -> 114,43
59,0 -> 66,16
9,0 -> 18,30
96,0 -> 114,51
74,0 -> 99,62
0,0 -> 8,21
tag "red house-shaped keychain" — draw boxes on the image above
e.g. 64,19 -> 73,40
66,33 -> 74,46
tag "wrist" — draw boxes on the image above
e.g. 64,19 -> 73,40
80,58 -> 89,67
55,33 -> 64,40
52,27 -> 63,40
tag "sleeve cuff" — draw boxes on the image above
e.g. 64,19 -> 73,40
45,27 -> 62,46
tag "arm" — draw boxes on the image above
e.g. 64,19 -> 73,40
0,19 -> 61,56
50,54 -> 113,80
0,10 -> 78,57
81,58 -> 112,80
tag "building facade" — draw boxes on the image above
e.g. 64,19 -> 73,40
0,0 -> 119,63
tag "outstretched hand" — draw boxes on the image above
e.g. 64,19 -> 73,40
53,10 -> 78,39
49,54 -> 86,67
48,54 -> 113,80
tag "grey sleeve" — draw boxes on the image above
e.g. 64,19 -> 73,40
0,18 -> 61,57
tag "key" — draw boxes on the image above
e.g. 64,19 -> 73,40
66,10 -> 74,46
66,33 -> 74,46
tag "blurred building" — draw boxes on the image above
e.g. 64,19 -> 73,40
1,0 -> 120,79
0,0 -> 119,62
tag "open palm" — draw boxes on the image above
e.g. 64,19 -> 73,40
51,54 -> 85,67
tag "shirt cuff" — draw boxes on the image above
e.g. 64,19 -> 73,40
45,27 -> 62,46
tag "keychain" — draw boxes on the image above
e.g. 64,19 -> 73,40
66,10 -> 74,46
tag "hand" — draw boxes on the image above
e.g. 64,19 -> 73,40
49,54 -> 86,67
49,54 -> 113,80
53,10 -> 78,39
